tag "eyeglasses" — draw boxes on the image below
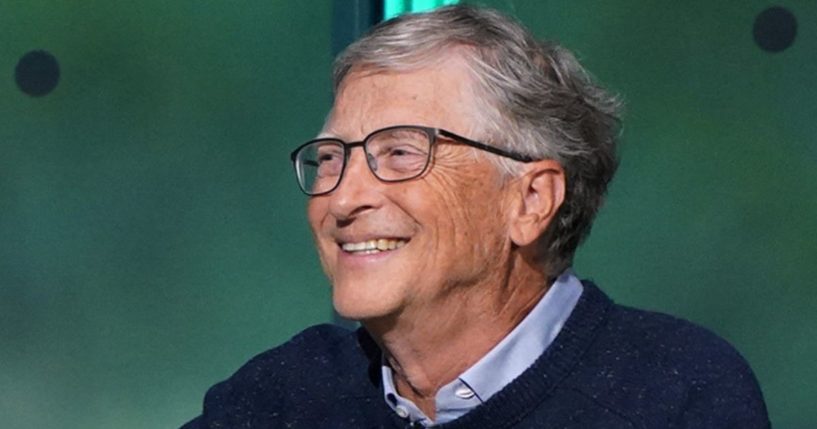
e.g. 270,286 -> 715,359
290,125 -> 535,196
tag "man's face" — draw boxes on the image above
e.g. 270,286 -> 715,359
308,56 -> 514,322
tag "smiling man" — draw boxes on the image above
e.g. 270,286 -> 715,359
183,5 -> 769,428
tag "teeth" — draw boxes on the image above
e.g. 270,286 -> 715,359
341,239 -> 407,253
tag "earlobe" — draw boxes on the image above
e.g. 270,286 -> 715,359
509,160 -> 566,247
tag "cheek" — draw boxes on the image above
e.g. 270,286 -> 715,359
452,192 -> 508,260
306,199 -> 338,280
306,199 -> 333,253
306,199 -> 326,232
420,167 -> 509,259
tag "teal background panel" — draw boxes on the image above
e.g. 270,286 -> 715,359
476,1 -> 816,427
1,1 -> 333,428
1,0 -> 815,428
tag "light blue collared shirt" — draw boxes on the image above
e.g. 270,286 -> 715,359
381,270 -> 584,426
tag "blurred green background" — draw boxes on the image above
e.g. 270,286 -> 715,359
1,1 -> 814,428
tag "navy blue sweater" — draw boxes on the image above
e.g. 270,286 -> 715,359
183,282 -> 770,428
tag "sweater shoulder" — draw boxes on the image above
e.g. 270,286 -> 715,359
222,323 -> 364,388
194,324 -> 383,427
603,304 -> 749,373
571,282 -> 751,376
565,302 -> 768,427
185,325 -> 386,429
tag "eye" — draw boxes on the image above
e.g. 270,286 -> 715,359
318,152 -> 339,163
309,143 -> 345,177
316,147 -> 343,164
385,145 -> 423,157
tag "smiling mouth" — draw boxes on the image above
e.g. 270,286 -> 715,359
340,238 -> 408,255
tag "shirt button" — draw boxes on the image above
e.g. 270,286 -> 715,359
395,405 -> 409,418
455,386 -> 475,399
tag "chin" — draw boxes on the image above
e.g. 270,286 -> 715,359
331,280 -> 401,321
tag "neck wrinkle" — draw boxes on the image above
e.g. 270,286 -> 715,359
365,250 -> 549,418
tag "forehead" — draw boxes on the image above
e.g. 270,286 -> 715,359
323,56 -> 479,140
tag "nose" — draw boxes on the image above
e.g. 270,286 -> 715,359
327,147 -> 383,221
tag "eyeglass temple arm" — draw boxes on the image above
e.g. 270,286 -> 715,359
436,129 -> 535,163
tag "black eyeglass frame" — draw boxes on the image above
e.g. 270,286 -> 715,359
289,125 -> 535,196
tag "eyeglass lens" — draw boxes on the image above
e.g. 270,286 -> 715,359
295,127 -> 432,195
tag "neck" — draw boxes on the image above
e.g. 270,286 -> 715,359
364,252 -> 550,419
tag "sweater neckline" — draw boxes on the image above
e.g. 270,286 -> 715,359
361,281 -> 614,428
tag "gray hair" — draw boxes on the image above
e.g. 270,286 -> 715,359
333,5 -> 621,276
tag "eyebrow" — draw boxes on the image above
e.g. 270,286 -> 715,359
316,125 -> 355,140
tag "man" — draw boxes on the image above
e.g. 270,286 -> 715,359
184,5 -> 769,428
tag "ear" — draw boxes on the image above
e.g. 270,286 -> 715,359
508,160 -> 566,247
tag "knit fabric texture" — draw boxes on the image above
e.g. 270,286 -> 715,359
182,282 -> 770,428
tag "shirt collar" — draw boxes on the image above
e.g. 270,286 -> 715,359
381,270 -> 584,426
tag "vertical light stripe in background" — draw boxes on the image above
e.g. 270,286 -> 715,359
383,0 -> 459,20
